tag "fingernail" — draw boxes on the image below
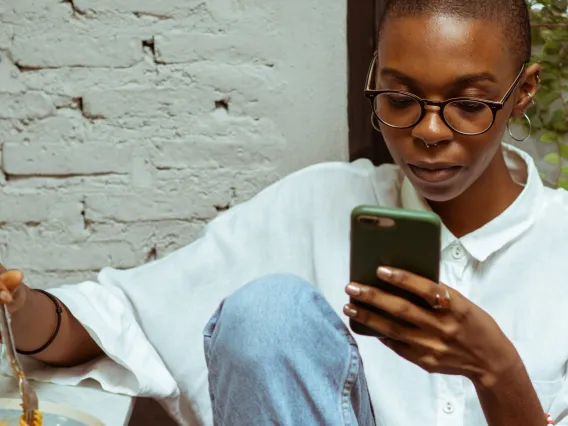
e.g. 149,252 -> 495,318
377,267 -> 392,279
346,284 -> 361,296
343,305 -> 358,318
0,290 -> 12,304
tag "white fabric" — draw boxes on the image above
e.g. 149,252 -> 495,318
28,144 -> 568,426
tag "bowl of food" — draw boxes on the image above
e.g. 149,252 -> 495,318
0,399 -> 103,426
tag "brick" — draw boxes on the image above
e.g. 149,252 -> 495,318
78,111 -> 283,143
73,0 -> 203,16
0,23 -> 14,49
18,61 -> 156,95
4,241 -> 138,271
0,194 -> 83,223
12,34 -> 144,68
0,92 -> 55,119
1,110 -> 89,144
154,167 -> 280,205
0,213 -> 86,247
0,109 -> 165,145
0,53 -> 24,94
86,220 -> 205,257
179,63 -> 284,119
3,175 -> 130,193
2,143 -> 134,176
85,188 -> 230,222
82,87 -> 218,119
150,137 -> 283,170
0,0 -> 67,15
154,32 -> 274,65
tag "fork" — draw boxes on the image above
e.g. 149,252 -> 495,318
0,304 -> 39,425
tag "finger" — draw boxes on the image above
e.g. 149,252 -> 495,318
382,338 -> 413,357
376,266 -> 448,308
0,271 -> 24,304
346,283 -> 442,332
344,303 -> 428,345
1,270 -> 24,292
381,339 -> 439,372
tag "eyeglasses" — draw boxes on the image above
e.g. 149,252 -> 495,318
364,54 -> 528,136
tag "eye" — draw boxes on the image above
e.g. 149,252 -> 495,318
383,94 -> 416,108
452,100 -> 487,114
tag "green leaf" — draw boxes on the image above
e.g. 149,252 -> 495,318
544,39 -> 560,52
532,27 -> 546,45
545,152 -> 562,164
541,131 -> 561,142
560,144 -> 568,159
559,179 -> 568,190
537,90 -> 562,107
540,69 -> 559,84
551,109 -> 568,131
553,30 -> 568,42
562,166 -> 568,176
552,0 -> 568,12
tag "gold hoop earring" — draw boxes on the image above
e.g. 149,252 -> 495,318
507,113 -> 532,143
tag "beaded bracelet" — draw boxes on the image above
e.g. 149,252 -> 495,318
547,414 -> 554,425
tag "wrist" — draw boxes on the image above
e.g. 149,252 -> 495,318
8,282 -> 30,316
474,349 -> 523,391
10,288 -> 53,351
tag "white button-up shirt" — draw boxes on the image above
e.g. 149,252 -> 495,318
29,144 -> 568,426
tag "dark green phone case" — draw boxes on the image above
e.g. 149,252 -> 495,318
349,205 -> 441,337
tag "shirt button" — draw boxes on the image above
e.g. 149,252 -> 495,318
443,402 -> 455,414
451,244 -> 465,260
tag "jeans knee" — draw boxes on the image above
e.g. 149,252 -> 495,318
204,274 -> 336,363
222,273 -> 318,335
205,273 -> 354,361
233,272 -> 315,308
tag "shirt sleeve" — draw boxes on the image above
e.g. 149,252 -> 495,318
26,281 -> 180,399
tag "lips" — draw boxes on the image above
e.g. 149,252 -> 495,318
407,162 -> 464,184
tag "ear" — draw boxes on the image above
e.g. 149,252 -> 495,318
511,63 -> 541,119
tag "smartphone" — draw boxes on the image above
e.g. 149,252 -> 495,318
349,205 -> 441,337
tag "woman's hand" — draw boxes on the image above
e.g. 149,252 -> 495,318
344,266 -> 520,388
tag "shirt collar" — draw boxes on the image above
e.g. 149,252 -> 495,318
400,144 -> 545,262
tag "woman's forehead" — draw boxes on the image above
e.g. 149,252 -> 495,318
378,15 -> 514,84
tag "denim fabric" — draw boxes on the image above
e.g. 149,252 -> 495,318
203,274 -> 375,426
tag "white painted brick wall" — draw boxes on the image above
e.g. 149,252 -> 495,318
0,0 -> 348,291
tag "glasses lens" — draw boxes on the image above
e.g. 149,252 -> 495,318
445,101 -> 494,135
374,93 -> 421,128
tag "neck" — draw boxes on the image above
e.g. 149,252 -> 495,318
428,151 -> 523,238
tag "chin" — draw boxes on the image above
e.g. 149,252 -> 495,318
417,185 -> 464,203
405,168 -> 471,203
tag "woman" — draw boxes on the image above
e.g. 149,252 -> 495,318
0,0 -> 566,425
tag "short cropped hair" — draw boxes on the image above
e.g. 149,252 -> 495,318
378,0 -> 532,67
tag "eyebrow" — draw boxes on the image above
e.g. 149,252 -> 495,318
379,67 -> 499,93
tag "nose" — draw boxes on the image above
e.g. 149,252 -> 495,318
411,105 -> 453,146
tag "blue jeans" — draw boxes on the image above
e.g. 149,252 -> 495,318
203,274 -> 376,426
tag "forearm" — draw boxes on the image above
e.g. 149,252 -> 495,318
11,284 -> 103,367
475,359 -> 545,426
